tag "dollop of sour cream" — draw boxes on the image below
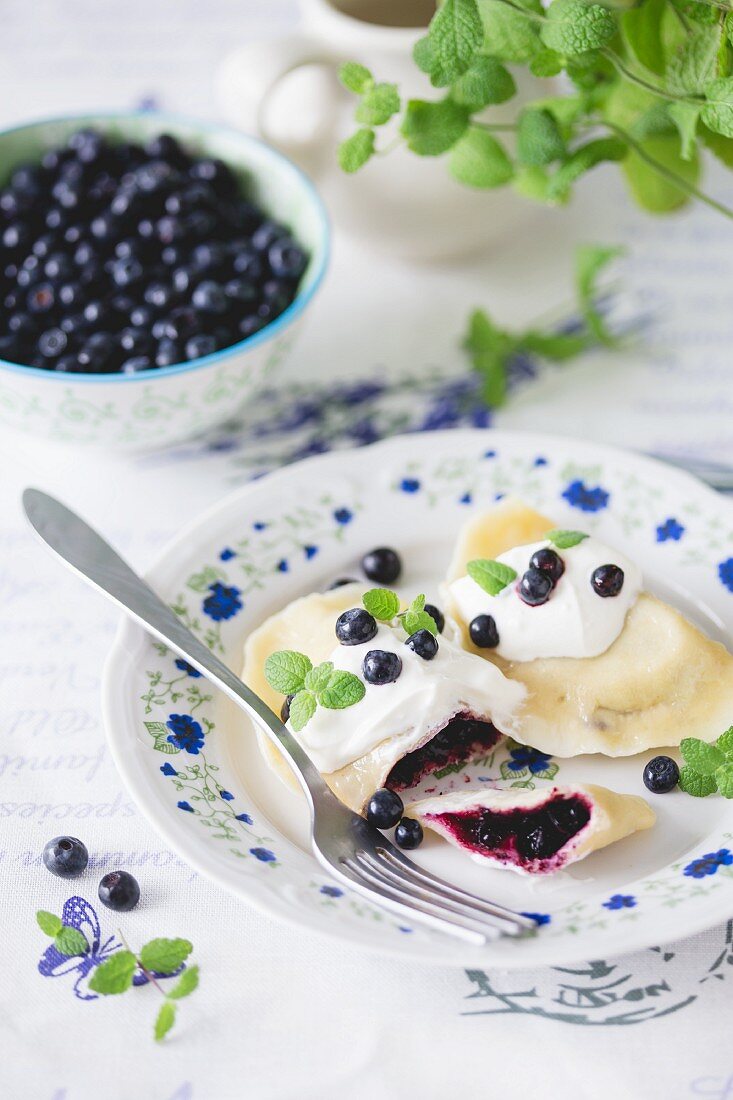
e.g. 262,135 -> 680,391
289,624 -> 526,775
450,536 -> 642,662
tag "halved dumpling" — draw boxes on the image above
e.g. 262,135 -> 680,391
444,499 -> 733,756
409,783 -> 655,874
241,584 -> 524,813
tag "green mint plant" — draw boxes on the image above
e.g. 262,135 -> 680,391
35,913 -> 199,1041
678,728 -> 733,797
363,588 -> 439,634
338,0 -> 733,220
264,651 -> 365,730
463,244 -> 621,404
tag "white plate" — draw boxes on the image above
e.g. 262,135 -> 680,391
103,430 -> 733,967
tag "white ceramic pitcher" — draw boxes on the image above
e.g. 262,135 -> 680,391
217,0 -> 544,260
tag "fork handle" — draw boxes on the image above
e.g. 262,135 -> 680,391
22,488 -> 326,809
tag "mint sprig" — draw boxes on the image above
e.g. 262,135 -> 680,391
36,915 -> 198,1041
466,558 -> 518,596
399,594 -> 438,636
678,728 -> 733,798
363,588 -> 401,622
264,651 -> 365,731
545,528 -> 589,549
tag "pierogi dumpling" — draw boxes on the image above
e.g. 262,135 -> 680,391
409,783 -> 655,875
242,584 -> 526,813
445,499 -> 733,757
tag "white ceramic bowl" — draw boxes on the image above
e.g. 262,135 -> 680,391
0,112 -> 329,450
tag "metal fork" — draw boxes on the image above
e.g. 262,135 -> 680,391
22,489 -> 536,946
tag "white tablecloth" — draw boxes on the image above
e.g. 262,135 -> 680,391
2,4 -> 733,1098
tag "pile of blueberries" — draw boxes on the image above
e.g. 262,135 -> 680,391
43,835 -> 140,911
0,127 -> 309,373
469,548 -> 626,651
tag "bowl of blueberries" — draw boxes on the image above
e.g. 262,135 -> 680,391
0,111 -> 329,449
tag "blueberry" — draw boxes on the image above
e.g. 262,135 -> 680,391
38,328 -> 68,359
98,870 -> 140,912
2,223 -> 31,253
361,547 -> 401,584
172,266 -> 195,293
191,242 -> 228,273
405,629 -> 438,660
120,327 -> 153,355
27,283 -> 56,314
238,315 -> 265,339
423,603 -> 445,634
144,282 -> 175,310
129,304 -> 157,328
530,547 -> 565,585
111,256 -> 143,288
268,237 -> 307,280
0,335 -> 22,361
42,836 -> 89,878
185,334 -> 217,360
44,252 -> 74,281
77,332 -> 117,372
469,614 -> 500,648
155,338 -> 182,367
335,607 -> 378,646
74,240 -> 99,267
54,354 -> 82,372
145,132 -> 186,164
591,564 -> 625,598
162,306 -> 201,341
328,577 -> 359,589
363,649 -> 402,684
60,312 -> 90,336
643,755 -> 680,794
9,313 -> 36,339
189,157 -> 236,197
280,693 -> 295,723
90,213 -> 116,241
192,280 -> 228,314
518,568 -> 553,606
365,788 -> 404,829
252,221 -> 286,252
395,817 -> 423,850
58,282 -> 84,309
121,355 -> 153,374
225,278 -> 258,306
231,249 -> 263,280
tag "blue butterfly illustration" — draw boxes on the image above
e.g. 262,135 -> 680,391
38,896 -> 184,1001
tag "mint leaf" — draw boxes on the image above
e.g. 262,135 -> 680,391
410,594 -> 426,613
355,83 -> 400,126
139,938 -> 193,975
669,102 -> 701,162
701,125 -> 733,167
621,0 -> 665,76
264,650 -> 312,695
545,528 -> 588,549
54,926 -> 88,957
401,98 -> 469,155
403,609 -> 438,635
304,662 -> 334,695
541,0 -> 616,56
338,129 -> 376,173
680,737 -> 725,776
715,762 -> 733,798
319,670 -> 366,710
289,690 -> 317,732
479,0 -> 542,63
575,243 -> 624,346
451,56 -> 516,109
154,1001 -> 176,1042
522,331 -> 590,359
667,27 -> 720,96
449,128 -> 514,189
36,910 -> 62,937
339,61 -> 373,95
517,108 -> 566,167
621,134 -> 700,214
530,49 -> 564,78
427,0 -> 483,86
413,35 -> 434,74
467,558 -> 518,595
88,950 -> 138,994
548,138 -> 627,203
716,726 -> 733,756
363,588 -> 401,621
464,309 -> 513,406
702,78 -> 733,138
678,765 -> 717,798
168,964 -> 200,1000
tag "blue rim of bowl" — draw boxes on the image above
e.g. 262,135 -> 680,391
0,109 -> 330,384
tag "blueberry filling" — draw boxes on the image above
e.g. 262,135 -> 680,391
426,794 -> 591,868
386,713 -> 503,792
